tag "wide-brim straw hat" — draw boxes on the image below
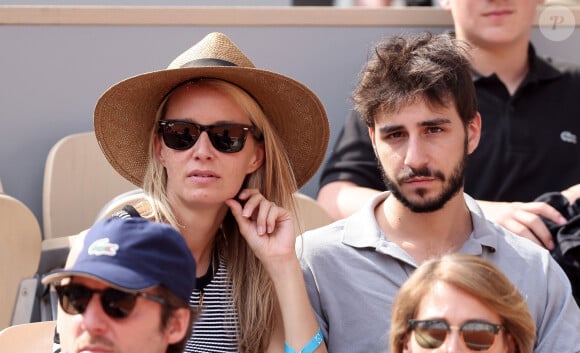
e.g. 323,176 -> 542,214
94,32 -> 329,189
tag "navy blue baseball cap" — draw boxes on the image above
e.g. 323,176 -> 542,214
42,217 -> 196,304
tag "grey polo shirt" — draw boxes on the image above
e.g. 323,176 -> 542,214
298,192 -> 580,353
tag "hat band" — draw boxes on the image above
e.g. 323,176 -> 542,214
181,58 -> 237,68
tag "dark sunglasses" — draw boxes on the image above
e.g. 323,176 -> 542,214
409,319 -> 503,351
158,120 -> 262,153
55,283 -> 166,319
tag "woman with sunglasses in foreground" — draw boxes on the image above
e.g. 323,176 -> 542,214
390,253 -> 536,353
59,32 -> 329,353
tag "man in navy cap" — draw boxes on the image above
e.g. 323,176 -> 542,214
43,217 -> 197,353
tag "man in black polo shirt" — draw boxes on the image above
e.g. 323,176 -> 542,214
318,1 -> 580,263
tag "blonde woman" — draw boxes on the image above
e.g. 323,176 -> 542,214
59,32 -> 329,353
390,253 -> 536,353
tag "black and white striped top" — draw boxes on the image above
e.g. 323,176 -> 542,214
186,255 -> 239,353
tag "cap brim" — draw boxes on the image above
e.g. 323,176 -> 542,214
42,261 -> 159,291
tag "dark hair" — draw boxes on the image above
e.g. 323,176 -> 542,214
353,32 -> 476,128
157,286 -> 197,353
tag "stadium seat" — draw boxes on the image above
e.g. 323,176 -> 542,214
0,194 -> 42,330
0,320 -> 56,352
42,131 -> 135,239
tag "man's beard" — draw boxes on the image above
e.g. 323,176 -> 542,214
379,146 -> 467,213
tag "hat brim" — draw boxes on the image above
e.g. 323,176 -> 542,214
94,66 -> 329,189
42,261 -> 158,291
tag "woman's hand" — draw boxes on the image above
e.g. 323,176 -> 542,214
228,189 -> 328,353
226,188 -> 296,266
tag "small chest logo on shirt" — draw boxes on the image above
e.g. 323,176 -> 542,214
560,131 -> 577,144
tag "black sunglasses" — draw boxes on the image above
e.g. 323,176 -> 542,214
55,283 -> 166,319
408,319 -> 503,351
158,120 -> 262,153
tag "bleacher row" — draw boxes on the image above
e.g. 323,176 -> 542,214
0,131 -> 333,343
0,132 -> 137,332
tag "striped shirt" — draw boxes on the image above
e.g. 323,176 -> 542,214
186,255 -> 239,353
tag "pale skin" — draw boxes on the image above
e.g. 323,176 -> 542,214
318,0 -> 579,249
57,277 -> 190,353
403,281 -> 512,353
150,83 -> 325,353
371,98 -> 481,264
154,83 -> 265,277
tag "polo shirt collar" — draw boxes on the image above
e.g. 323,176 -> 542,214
342,192 -> 386,248
342,192 -> 499,254
463,194 -> 499,253
472,43 -> 562,84
443,30 -> 560,83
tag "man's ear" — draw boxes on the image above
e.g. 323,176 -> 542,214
368,126 -> 381,161
467,112 -> 482,155
165,307 -> 191,344
402,333 -> 412,353
368,127 -> 377,149
506,332 -> 517,353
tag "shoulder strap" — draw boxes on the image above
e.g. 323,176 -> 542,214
112,204 -> 142,219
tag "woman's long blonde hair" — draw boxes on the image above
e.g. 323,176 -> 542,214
390,254 -> 536,353
141,79 -> 298,353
